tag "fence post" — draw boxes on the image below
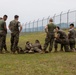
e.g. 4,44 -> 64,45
25,22 -> 27,32
75,10 -> 76,27
53,14 -> 56,23
29,21 -> 31,32
67,10 -> 70,28
22,23 -> 23,32
47,16 -> 50,24
42,17 -> 44,31
37,19 -> 39,32
60,12 -> 63,28
33,20 -> 35,32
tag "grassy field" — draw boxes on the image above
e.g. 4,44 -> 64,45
0,31 -> 76,75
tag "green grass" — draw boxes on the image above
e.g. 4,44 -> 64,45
0,31 -> 76,75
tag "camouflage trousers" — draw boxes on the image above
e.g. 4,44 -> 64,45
43,33 -> 54,52
69,38 -> 75,50
54,38 -> 70,52
25,47 -> 42,53
60,44 -> 64,51
10,33 -> 19,53
0,34 -> 5,53
3,35 -> 7,51
31,47 -> 42,53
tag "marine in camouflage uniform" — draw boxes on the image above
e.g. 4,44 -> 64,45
0,15 -> 8,53
54,26 -> 70,52
9,15 -> 22,53
32,40 -> 42,53
68,24 -> 76,51
0,17 -> 9,53
43,19 -> 56,53
24,41 -> 33,53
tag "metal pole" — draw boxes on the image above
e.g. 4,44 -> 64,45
22,24 -> 23,32
25,22 -> 27,32
75,10 -> 76,27
37,19 -> 39,32
33,20 -> 35,32
29,21 -> 31,32
67,10 -> 70,28
53,14 -> 56,23
42,17 -> 44,31
47,16 -> 50,24
60,12 -> 63,28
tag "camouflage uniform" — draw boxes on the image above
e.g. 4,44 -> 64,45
9,20 -> 20,53
68,28 -> 76,50
0,20 -> 7,53
16,46 -> 24,54
24,42 -> 33,53
54,30 -> 70,52
60,44 -> 64,51
32,42 -> 42,53
3,33 -> 7,51
43,22 -> 56,52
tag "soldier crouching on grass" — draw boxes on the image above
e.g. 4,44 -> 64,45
68,23 -> 76,51
54,26 -> 71,52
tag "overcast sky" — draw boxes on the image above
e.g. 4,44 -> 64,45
0,0 -> 76,24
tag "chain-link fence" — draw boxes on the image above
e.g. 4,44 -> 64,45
22,10 -> 76,33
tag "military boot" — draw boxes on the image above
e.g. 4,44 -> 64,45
64,45 -> 71,52
49,46 -> 52,52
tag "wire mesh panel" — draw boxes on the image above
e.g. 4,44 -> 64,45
43,19 -> 48,26
61,13 -> 68,28
33,22 -> 37,32
69,11 -> 76,27
22,24 -> 26,32
30,22 -> 34,32
43,19 -> 48,31
54,15 -> 60,27
38,20 -> 43,31
23,10 -> 76,33
25,23 -> 29,32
